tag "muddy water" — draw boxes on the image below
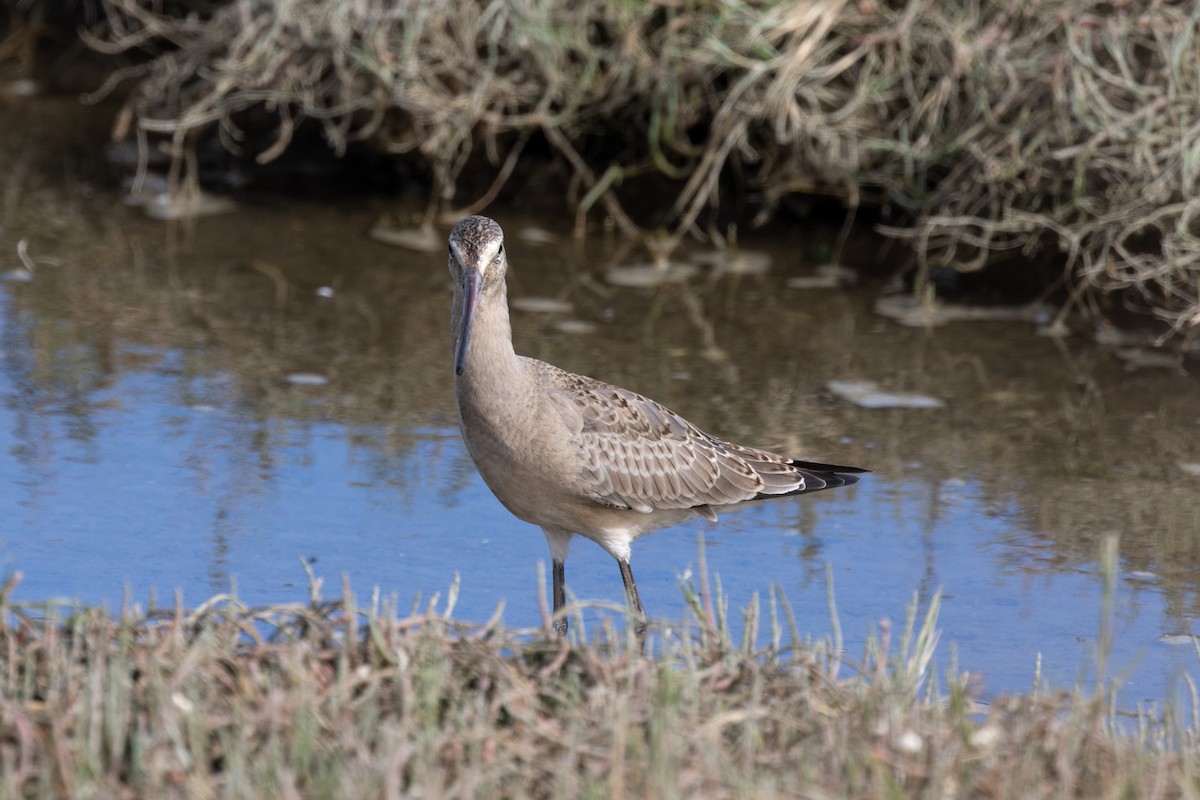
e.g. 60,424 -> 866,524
2,95 -> 1199,708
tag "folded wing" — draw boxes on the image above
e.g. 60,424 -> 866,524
541,365 -> 862,516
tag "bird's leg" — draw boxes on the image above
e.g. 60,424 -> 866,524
617,558 -> 648,642
551,558 -> 568,637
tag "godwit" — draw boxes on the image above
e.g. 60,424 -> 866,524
448,215 -> 865,636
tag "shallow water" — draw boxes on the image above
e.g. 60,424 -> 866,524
2,96 -> 1199,709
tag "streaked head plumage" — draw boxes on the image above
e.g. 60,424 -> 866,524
449,216 -> 505,281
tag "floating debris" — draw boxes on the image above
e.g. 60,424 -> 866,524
0,78 -> 40,97
1178,463 -> 1200,478
605,262 -> 698,287
315,286 -> 336,298
787,264 -> 858,290
1035,318 -> 1072,338
1127,570 -> 1159,581
511,296 -> 573,314
1093,323 -> 1156,348
689,249 -> 771,276
874,296 -> 1054,327
827,379 -> 944,409
141,190 -> 238,221
122,174 -> 238,219
1113,348 -> 1179,370
517,226 -> 558,245
1158,633 -> 1198,647
286,373 -> 329,386
121,173 -> 168,206
787,275 -> 839,290
553,319 -> 598,335
368,224 -> 441,252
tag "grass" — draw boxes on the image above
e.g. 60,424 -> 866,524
0,541 -> 1195,799
57,0 -> 1200,341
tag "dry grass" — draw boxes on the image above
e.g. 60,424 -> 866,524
68,0 -> 1200,340
0,549 -> 1195,800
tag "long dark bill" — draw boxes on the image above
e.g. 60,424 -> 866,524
454,269 -> 482,376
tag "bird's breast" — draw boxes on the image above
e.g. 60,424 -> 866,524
456,384 -> 581,520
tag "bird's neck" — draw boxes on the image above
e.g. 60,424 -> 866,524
455,285 -> 527,406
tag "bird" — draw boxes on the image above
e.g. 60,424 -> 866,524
448,215 -> 866,637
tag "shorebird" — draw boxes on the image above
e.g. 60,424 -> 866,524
449,215 -> 866,636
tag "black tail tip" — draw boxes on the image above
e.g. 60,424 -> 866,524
791,459 -> 870,476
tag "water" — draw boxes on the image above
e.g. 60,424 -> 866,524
2,96 -> 1199,709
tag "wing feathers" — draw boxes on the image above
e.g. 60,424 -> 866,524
540,364 -> 863,515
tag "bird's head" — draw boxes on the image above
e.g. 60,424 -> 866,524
448,216 -> 508,376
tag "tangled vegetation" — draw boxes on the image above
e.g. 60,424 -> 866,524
72,0 -> 1200,339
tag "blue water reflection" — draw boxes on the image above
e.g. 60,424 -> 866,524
0,318 -> 1193,707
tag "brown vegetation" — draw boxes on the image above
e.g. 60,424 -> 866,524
0,569 -> 1193,799
68,0 -> 1200,340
